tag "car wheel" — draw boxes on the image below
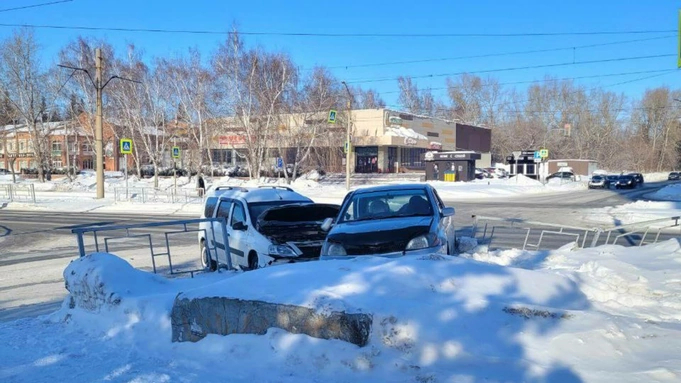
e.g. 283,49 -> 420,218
201,240 -> 217,271
248,251 -> 259,271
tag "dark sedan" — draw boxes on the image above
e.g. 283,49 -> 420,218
669,172 -> 680,181
615,175 -> 636,189
319,183 -> 456,259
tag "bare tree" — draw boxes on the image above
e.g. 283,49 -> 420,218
353,87 -> 385,109
212,33 -> 295,179
0,29 -> 54,182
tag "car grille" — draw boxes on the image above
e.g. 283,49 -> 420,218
344,240 -> 409,256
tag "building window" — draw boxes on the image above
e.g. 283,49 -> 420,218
0,142 -> 3,153
68,142 -> 77,153
81,143 -> 93,153
82,158 -> 94,169
400,148 -> 427,169
8,142 -> 13,151
52,141 -> 62,151
19,141 -> 25,152
426,132 -> 439,137
52,160 -> 63,168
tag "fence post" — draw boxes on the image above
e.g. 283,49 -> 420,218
77,232 -> 86,257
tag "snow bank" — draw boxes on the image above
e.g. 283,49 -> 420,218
649,183 -> 681,201
4,242 -> 681,381
585,200 -> 681,226
63,253 -> 171,313
509,173 -> 543,186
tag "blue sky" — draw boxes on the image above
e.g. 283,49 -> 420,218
0,0 -> 678,106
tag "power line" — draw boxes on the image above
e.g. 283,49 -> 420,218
378,68 -> 678,95
321,35 -> 675,71
347,53 -> 676,84
0,0 -> 73,14
0,22 -> 674,37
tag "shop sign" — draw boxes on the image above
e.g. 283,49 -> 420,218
404,137 -> 418,146
218,135 -> 246,145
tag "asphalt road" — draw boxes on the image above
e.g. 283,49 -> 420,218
0,179 -> 678,322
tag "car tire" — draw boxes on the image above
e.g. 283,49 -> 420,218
248,251 -> 259,271
200,240 -> 217,271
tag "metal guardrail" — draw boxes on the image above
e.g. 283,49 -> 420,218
472,214 -> 681,251
0,183 -> 36,203
472,215 -> 601,250
113,187 -> 205,204
601,216 -> 681,246
71,217 -> 232,276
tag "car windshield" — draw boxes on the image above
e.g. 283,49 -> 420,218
339,189 -> 433,223
592,176 -> 603,181
248,201 -> 310,223
620,176 -> 633,181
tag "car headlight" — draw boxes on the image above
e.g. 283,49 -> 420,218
324,243 -> 347,256
405,233 -> 441,250
268,245 -> 299,258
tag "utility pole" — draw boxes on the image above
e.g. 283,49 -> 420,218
341,81 -> 352,191
58,50 -> 141,199
94,48 -> 104,198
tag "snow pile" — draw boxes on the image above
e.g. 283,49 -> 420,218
0,174 -> 16,182
384,126 -> 428,140
649,183 -> 681,201
508,174 -> 543,186
585,200 -> 681,226
63,253 -> 170,313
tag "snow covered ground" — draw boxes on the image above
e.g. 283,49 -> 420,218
583,183 -> 681,226
2,239 -> 681,382
0,171 -> 593,214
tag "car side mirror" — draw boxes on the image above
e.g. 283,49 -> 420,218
321,217 -> 334,232
442,207 -> 455,217
232,221 -> 247,231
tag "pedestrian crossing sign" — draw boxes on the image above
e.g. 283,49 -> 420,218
172,146 -> 181,159
120,138 -> 133,154
328,110 -> 337,124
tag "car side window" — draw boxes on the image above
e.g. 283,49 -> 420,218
216,200 -> 232,219
432,189 -> 445,210
231,202 -> 246,226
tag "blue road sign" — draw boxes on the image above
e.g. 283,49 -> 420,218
533,151 -> 541,159
120,138 -> 133,154
276,157 -> 284,168
172,146 -> 180,159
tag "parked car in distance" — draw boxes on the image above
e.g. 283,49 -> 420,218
475,168 -> 493,179
605,175 -> 619,188
0,168 -> 10,175
668,172 -> 680,181
628,172 -> 644,185
615,175 -> 636,189
588,175 -> 610,189
484,167 -> 509,178
199,185 -> 339,271
546,172 -> 575,182
319,183 -> 456,260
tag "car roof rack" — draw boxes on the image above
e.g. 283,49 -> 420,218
214,186 -> 249,192
257,185 -> 294,192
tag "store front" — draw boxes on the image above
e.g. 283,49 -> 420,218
355,146 -> 378,173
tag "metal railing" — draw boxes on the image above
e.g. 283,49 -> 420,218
113,187 -> 205,204
601,216 -> 681,246
0,183 -> 36,203
472,215 -> 602,250
471,214 -> 681,251
71,217 -> 232,276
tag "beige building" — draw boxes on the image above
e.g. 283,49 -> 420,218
210,108 -> 492,173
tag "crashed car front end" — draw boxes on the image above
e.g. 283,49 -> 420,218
257,203 -> 340,264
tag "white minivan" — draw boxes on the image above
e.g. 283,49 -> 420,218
198,185 -> 339,271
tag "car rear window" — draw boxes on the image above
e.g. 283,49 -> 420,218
203,197 -> 218,218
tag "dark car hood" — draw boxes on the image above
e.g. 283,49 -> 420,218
327,216 -> 433,255
257,203 -> 340,242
